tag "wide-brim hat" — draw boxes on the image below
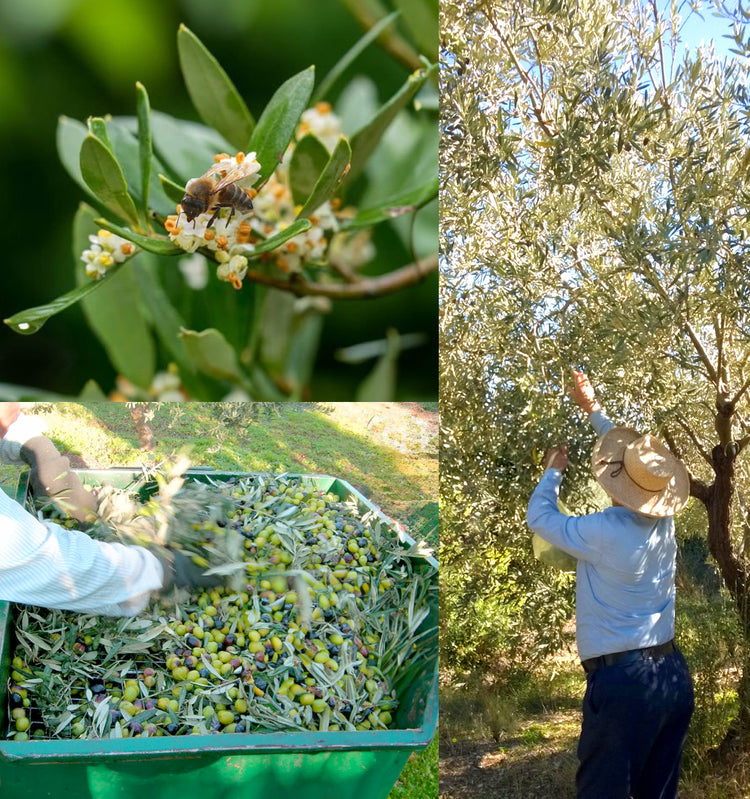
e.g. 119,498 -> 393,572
591,427 -> 690,518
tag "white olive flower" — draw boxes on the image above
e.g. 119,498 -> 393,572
216,254 -> 248,289
178,253 -> 209,290
297,102 -> 343,152
81,229 -> 138,280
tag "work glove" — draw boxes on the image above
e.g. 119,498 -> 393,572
20,436 -> 98,526
155,549 -> 220,591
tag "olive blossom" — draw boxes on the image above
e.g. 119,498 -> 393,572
81,230 -> 138,280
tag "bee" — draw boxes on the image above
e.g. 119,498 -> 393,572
180,157 -> 258,228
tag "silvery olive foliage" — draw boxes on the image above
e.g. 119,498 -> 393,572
440,0 -> 750,678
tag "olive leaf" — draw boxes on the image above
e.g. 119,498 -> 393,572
177,24 -> 255,151
348,61 -> 437,181
249,66 -> 315,183
74,206 -> 157,390
79,133 -> 140,228
299,137 -> 352,219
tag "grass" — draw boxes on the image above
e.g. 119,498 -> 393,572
0,401 -> 438,798
389,737 -> 438,798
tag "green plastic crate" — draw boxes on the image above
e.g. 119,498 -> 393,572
0,469 -> 438,799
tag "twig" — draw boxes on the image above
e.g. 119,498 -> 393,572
339,0 -> 423,72
673,413 -> 713,464
483,2 -> 556,139
243,253 -> 437,299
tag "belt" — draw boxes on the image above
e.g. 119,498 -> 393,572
581,640 -> 676,674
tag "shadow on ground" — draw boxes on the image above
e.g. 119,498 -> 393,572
439,736 -> 578,799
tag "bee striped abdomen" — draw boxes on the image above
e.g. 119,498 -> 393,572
217,183 -> 254,214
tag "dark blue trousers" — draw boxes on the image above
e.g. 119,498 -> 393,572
576,648 -> 694,799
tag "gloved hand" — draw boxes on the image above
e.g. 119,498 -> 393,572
20,436 -> 98,526
155,549 -> 221,591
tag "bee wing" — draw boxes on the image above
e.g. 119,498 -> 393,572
211,160 -> 259,193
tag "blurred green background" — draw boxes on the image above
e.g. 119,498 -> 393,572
0,0 -> 437,400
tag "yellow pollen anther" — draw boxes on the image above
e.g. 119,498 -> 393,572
315,101 -> 332,114
287,242 -> 299,253
121,243 -> 134,255
235,151 -> 245,163
204,229 -> 216,241
214,153 -> 230,163
165,217 -> 177,232
309,215 -> 319,226
217,235 -> 229,249
330,198 -> 342,210
229,273 -> 243,290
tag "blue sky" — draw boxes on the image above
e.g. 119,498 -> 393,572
667,1 -> 743,59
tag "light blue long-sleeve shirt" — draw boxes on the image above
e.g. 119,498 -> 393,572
526,410 -> 676,661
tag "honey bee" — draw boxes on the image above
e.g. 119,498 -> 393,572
180,157 -> 258,228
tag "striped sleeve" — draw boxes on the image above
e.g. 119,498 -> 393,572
0,489 -> 164,616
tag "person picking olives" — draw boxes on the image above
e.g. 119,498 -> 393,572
526,370 -> 695,799
0,402 -> 215,615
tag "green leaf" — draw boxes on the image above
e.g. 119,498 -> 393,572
289,134 -> 330,207
179,327 -> 246,385
57,116 -> 96,197
0,383 -> 68,400
78,380 -> 109,400
234,218 -> 312,258
177,24 -> 255,151
159,173 -> 186,205
73,206 -> 156,390
393,0 -> 438,61
299,136 -> 351,218
130,257 -> 192,371
349,62 -> 437,181
313,10 -> 401,104
150,111 -> 232,184
355,328 -> 400,400
342,175 -> 437,229
249,66 -> 315,182
4,267 -> 125,335
106,118 -> 176,219
283,309 -> 324,400
80,133 -> 140,227
87,116 -> 113,150
95,217 -> 181,256
136,82 -> 152,221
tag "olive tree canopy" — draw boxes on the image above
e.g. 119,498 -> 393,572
440,0 -> 750,736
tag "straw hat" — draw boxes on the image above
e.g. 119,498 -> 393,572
591,428 -> 690,518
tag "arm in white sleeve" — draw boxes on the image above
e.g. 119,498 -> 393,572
0,413 -> 47,465
526,468 -> 604,564
0,489 -> 164,616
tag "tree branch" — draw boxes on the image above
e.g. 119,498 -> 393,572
672,413 -> 713,464
483,3 -> 556,139
732,374 -> 750,407
243,253 -> 437,299
684,319 -> 720,385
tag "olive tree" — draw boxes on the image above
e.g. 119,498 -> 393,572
441,0 -> 750,742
